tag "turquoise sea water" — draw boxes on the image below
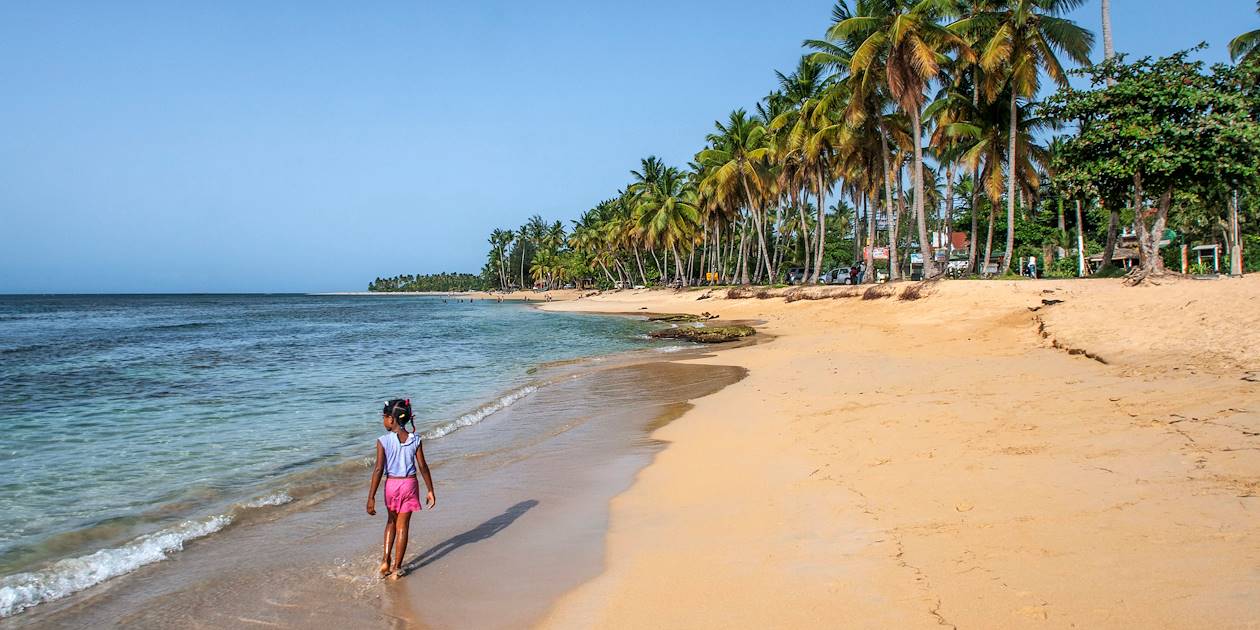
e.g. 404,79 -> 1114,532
0,294 -> 657,617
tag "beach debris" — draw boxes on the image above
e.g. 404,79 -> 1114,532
1242,371 -> 1259,383
898,285 -> 927,301
861,286 -> 894,300
1041,299 -> 1064,306
649,324 -> 755,343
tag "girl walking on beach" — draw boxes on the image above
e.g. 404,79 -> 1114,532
367,399 -> 436,579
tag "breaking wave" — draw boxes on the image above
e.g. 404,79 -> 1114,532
422,385 -> 539,439
0,491 -> 294,618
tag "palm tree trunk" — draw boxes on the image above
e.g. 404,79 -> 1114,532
813,171 -> 827,283
878,120 -> 897,281
698,224 -> 708,284
968,63 -> 982,274
944,162 -> 956,263
741,176 -> 776,283
499,247 -> 508,289
853,193 -> 863,264
795,188 -> 811,274
686,243 -> 695,286
596,259 -> 615,284
713,221 -> 722,283
984,204 -> 995,275
968,198 -> 979,273
890,159 -> 903,281
520,242 -> 527,289
1001,92 -> 1018,275
633,244 -> 648,286
866,192 -> 877,284
1075,199 -> 1087,277
737,220 -> 750,285
1229,190 -> 1244,276
1102,0 -> 1115,85
910,107 -> 935,278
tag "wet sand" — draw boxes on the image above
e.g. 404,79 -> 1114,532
5,349 -> 744,629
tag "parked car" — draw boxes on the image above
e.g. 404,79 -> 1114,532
786,267 -> 808,284
821,267 -> 855,285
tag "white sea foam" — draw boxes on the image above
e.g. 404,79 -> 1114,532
654,345 -> 687,353
422,385 -> 539,439
0,514 -> 232,618
240,491 -> 293,509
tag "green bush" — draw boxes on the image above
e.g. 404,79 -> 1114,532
1046,256 -> 1080,278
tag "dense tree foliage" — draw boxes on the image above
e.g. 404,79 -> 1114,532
1044,48 -> 1260,279
368,273 -> 487,292
469,1 -> 1259,289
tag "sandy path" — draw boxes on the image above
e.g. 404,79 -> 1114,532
538,278 -> 1260,629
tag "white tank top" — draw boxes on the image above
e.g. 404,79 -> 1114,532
378,432 -> 420,476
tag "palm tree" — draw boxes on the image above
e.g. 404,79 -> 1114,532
515,225 -> 529,289
769,57 -> 830,278
698,110 -> 776,284
971,0 -> 1092,274
519,214 -> 547,288
830,0 -> 975,279
955,86 -> 1050,271
1230,2 -> 1260,65
633,164 -> 700,285
488,228 -> 513,289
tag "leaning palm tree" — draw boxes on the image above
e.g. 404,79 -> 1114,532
830,0 -> 975,279
1230,2 -> 1260,65
969,0 -> 1092,274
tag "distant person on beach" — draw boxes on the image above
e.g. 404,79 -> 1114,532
367,398 -> 436,579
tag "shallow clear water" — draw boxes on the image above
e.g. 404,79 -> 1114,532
0,294 -> 655,615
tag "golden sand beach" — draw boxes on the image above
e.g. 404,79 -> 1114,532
537,277 -> 1260,629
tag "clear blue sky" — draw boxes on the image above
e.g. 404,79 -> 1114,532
1,1 -> 1252,293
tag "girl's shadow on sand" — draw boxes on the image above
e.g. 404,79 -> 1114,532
400,499 -> 539,574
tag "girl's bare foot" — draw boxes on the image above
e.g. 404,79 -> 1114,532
388,565 -> 406,580
378,561 -> 391,578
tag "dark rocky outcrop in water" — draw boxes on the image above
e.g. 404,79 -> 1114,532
645,313 -> 717,323
649,324 -> 755,343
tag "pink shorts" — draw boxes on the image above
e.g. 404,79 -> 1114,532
384,477 -> 421,513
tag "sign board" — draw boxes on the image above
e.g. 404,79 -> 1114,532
865,246 -> 889,260
983,263 -> 999,275
934,250 -> 948,262
909,253 -> 923,264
